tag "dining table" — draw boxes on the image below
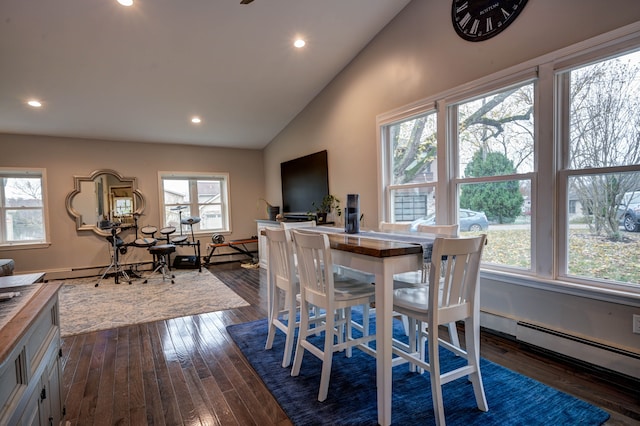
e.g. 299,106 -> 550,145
306,226 -> 435,426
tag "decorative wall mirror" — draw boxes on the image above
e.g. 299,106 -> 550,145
65,169 -> 145,236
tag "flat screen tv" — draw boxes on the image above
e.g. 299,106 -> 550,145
281,150 -> 329,216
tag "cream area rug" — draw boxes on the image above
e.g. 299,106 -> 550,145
55,269 -> 249,337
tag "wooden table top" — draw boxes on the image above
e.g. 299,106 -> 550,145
324,232 -> 424,258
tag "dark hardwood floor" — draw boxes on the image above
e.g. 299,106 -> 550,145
61,262 -> 640,426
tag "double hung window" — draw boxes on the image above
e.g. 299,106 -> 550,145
159,172 -> 231,234
0,168 -> 48,246
379,31 -> 640,292
558,49 -> 640,287
451,82 -> 535,270
380,109 -> 438,225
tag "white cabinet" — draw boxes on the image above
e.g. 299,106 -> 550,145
0,282 -> 63,426
256,220 -> 279,268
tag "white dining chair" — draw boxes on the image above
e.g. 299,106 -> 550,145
290,229 -> 376,402
379,221 -> 411,232
416,223 -> 460,281
263,227 -> 299,367
392,235 -> 488,425
281,220 -> 317,230
405,223 -> 461,347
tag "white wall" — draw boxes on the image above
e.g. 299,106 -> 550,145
263,0 -> 640,376
0,133 -> 264,277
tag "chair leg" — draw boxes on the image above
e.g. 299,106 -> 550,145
291,301 -> 309,377
447,321 -> 461,348
408,317 -> 417,373
318,312 -> 335,402
465,317 -> 488,412
282,291 -> 297,368
428,329 -> 446,426
402,314 -> 410,336
265,286 -> 278,350
345,307 -> 353,358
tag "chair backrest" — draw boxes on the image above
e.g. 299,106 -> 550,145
281,220 -> 316,230
429,235 -> 486,326
264,227 -> 296,292
291,229 -> 333,308
417,223 -> 459,237
379,221 -> 411,232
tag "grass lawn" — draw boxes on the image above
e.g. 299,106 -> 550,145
469,227 -> 640,284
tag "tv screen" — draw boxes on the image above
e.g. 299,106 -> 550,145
281,150 -> 329,215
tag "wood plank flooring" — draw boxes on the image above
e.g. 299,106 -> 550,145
61,262 -> 640,426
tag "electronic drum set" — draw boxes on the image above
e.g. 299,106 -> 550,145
96,206 -> 202,286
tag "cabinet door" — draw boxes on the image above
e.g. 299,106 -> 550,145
16,384 -> 41,426
257,224 -> 269,268
41,349 -> 63,426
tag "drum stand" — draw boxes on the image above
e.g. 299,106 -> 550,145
177,216 -> 202,272
127,213 -> 145,279
96,225 -> 132,287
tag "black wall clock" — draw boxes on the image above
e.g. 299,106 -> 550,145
452,0 -> 528,42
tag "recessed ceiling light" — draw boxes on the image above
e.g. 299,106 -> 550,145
117,0 -> 133,6
294,39 -> 306,48
191,117 -> 202,124
27,100 -> 42,108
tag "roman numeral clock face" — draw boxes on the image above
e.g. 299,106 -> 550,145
452,0 -> 528,42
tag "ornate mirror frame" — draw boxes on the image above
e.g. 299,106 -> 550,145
65,169 -> 145,236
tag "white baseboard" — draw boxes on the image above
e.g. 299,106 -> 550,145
481,311 -> 640,380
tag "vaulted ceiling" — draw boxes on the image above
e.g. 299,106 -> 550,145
0,0 -> 411,149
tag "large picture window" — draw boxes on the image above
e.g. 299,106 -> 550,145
0,168 -> 48,246
159,172 -> 230,234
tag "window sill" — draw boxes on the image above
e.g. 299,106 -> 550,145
0,242 -> 51,251
481,269 -> 640,307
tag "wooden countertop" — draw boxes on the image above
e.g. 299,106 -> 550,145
0,281 -> 62,365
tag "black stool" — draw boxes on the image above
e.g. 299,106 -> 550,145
146,244 -> 176,284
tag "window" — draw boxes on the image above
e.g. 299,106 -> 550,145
378,30 -> 640,294
159,172 -> 230,234
380,109 -> 438,224
558,49 -> 640,287
0,168 -> 48,246
452,82 -> 535,270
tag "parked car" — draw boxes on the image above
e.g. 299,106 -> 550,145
618,191 -> 640,232
410,209 -> 489,232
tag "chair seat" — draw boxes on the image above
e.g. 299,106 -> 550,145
393,286 -> 430,312
334,276 -> 375,299
149,244 -> 176,255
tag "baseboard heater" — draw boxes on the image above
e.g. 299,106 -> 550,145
515,321 -> 640,380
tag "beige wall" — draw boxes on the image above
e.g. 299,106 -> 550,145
0,133 -> 264,276
264,0 -> 640,227
262,0 -> 640,375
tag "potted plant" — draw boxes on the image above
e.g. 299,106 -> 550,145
311,194 -> 341,224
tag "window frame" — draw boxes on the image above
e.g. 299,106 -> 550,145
448,79 -> 537,272
378,101 -> 439,224
0,167 -> 51,250
376,24 -> 640,297
158,171 -> 231,235
555,47 -> 640,290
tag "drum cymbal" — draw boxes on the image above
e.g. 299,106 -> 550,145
181,216 -> 201,225
170,206 -> 187,211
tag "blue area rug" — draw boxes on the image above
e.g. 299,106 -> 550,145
227,314 -> 610,425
